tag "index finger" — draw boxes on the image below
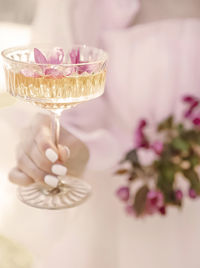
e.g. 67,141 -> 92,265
35,125 -> 59,163
31,113 -> 51,134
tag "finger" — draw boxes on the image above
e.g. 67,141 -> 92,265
27,141 -> 68,176
31,113 -> 51,132
34,126 -> 58,162
17,148 -> 47,183
17,148 -> 61,188
28,141 -> 53,173
58,144 -> 70,164
9,167 -> 34,186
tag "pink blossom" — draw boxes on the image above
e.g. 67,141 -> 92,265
135,130 -> 149,148
125,205 -> 135,216
184,100 -> 198,118
22,48 -> 66,78
182,95 -> 197,103
69,48 -> 80,64
34,48 -> 48,64
44,68 -> 64,78
189,188 -> 197,199
138,119 -> 147,129
151,141 -> 164,155
47,47 -> 64,64
135,119 -> 149,148
137,148 -> 157,166
145,190 -> 164,214
69,48 -> 94,74
159,206 -> 166,215
77,63 -> 94,74
21,68 -> 41,78
192,117 -> 200,126
34,47 -> 64,65
116,186 -> 130,202
175,189 -> 183,201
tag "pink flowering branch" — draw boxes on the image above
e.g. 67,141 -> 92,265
115,94 -> 200,219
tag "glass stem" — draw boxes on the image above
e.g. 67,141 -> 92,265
49,111 -> 62,193
51,111 -> 61,147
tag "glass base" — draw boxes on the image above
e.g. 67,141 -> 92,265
18,176 -> 92,210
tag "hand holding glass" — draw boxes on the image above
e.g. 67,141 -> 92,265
1,45 -> 107,209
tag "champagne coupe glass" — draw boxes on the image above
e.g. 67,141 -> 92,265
1,45 -> 107,209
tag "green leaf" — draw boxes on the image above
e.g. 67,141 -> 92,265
157,161 -> 176,183
157,175 -> 176,204
134,185 -> 149,215
183,169 -> 200,194
189,155 -> 199,168
182,130 -> 200,145
156,161 -> 177,204
161,145 -> 175,160
171,137 -> 190,152
158,116 -> 173,131
125,149 -> 140,167
177,123 -> 184,134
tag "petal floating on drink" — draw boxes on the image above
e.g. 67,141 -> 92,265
69,48 -> 80,64
21,68 -> 41,78
34,48 -> 48,64
77,63 -> 95,74
44,68 -> 64,78
47,48 -> 64,64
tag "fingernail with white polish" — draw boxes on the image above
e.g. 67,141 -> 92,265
45,148 -> 58,163
44,175 -> 59,188
65,146 -> 70,158
52,164 -> 67,176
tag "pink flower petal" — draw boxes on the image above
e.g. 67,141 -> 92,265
34,48 -> 48,64
159,206 -> 166,215
77,63 -> 95,74
125,205 -> 136,216
116,186 -> 130,202
47,48 -> 64,64
184,100 -> 199,118
175,189 -> 183,201
63,67 -> 73,76
151,141 -> 164,155
69,49 -> 96,74
69,48 -> 80,64
189,188 -> 197,199
137,148 -> 157,166
45,68 -> 64,78
145,190 -> 164,214
21,68 -> 41,78
193,117 -> 200,126
138,119 -> 147,129
182,95 -> 197,103
134,119 -> 149,148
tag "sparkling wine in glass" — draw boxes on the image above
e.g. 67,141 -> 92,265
1,45 -> 107,209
